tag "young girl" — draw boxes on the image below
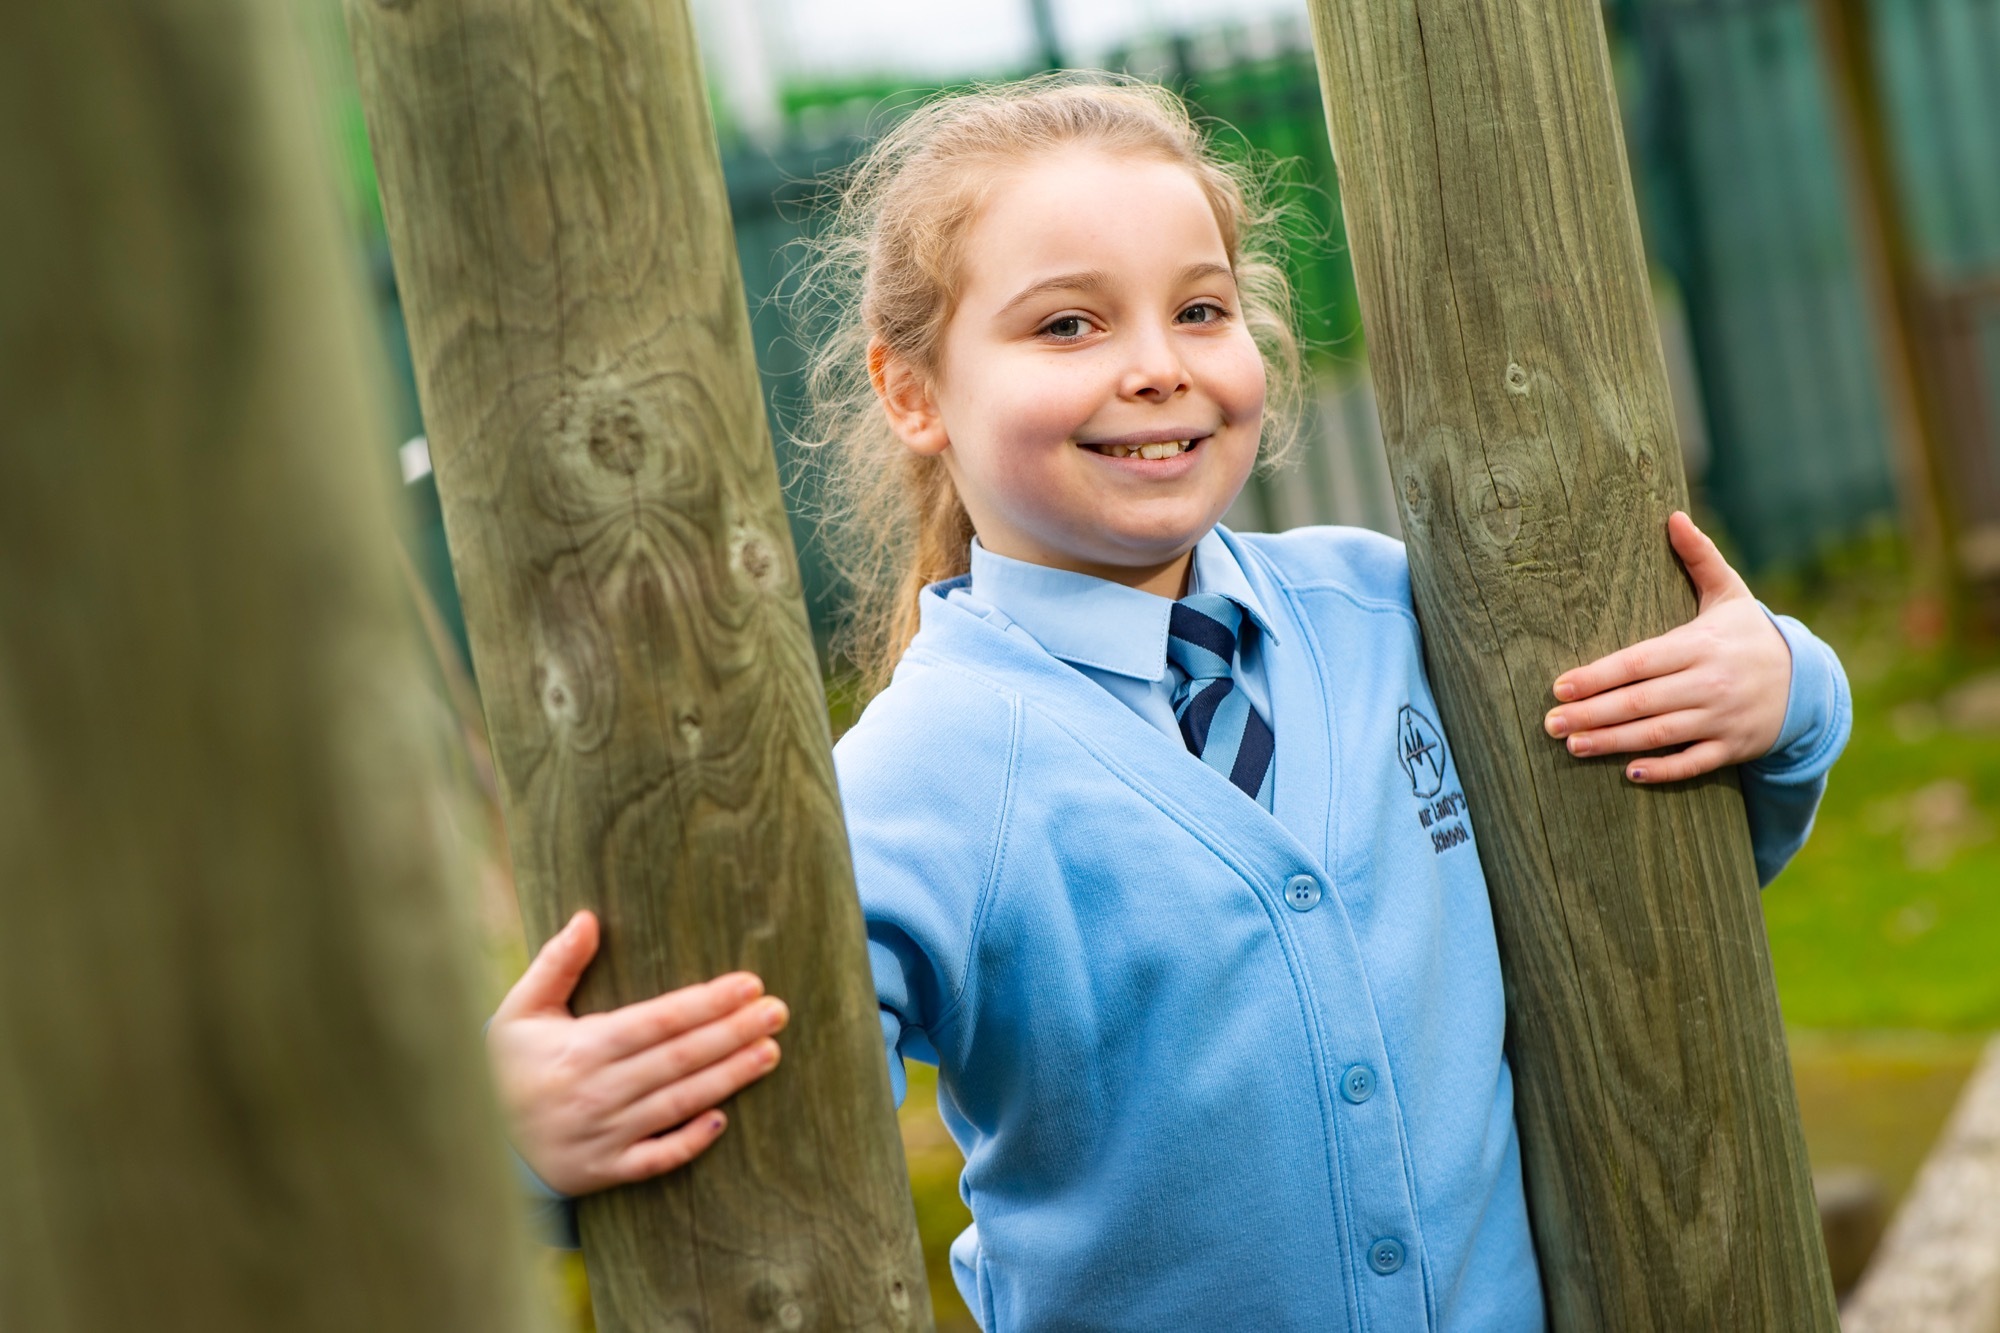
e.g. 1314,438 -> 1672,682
486,77 -> 1850,1329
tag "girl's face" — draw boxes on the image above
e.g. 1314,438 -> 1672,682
877,148 -> 1268,598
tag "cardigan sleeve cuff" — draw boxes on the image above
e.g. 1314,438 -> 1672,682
513,1147 -> 582,1250
1750,606 -> 1852,786
1739,606 -> 1852,885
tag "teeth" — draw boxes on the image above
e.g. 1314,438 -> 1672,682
1093,439 -> 1192,459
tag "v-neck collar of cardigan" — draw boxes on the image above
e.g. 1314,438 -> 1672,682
961,529 -> 1281,684
915,527 -> 1340,874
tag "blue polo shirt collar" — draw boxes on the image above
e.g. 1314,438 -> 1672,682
965,529 -> 1279,684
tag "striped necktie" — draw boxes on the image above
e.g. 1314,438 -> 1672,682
1166,592 -> 1275,809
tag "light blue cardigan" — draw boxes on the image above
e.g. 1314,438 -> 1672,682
839,524 -> 1849,1331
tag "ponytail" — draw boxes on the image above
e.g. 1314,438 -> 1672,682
883,455 -> 976,685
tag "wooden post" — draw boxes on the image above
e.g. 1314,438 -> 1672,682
0,3 -> 539,1331
1300,2 -> 1840,1326
341,1 -> 932,1328
1811,0 -> 1966,634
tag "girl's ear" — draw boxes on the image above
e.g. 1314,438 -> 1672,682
868,339 -> 950,457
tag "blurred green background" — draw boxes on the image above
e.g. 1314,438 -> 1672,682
287,0 -> 2000,1325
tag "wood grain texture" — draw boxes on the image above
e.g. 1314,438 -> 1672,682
0,3 -> 540,1330
1842,1037 -> 2000,1333
341,1 -> 931,1328
1299,1 -> 1840,1325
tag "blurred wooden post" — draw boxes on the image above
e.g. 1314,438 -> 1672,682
0,3 -> 538,1330
342,0 -> 931,1328
1300,1 -> 1839,1326
1812,0 -> 1966,635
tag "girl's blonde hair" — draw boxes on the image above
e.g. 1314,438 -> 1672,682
796,74 -> 1302,693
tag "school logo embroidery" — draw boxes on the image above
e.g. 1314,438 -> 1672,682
1400,704 -> 1470,855
1396,705 -> 1447,799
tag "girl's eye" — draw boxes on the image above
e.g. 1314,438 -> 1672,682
1178,301 -> 1229,325
1041,316 -> 1088,339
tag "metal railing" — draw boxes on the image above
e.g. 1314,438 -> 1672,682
1618,0 -> 2000,574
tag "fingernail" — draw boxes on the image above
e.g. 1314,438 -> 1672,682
1554,682 -> 1577,702
761,997 -> 789,1029
759,1039 -> 781,1069
733,975 -> 763,1002
1544,712 -> 1568,737
1567,735 -> 1590,756
1628,765 -> 1647,782
708,1111 -> 727,1132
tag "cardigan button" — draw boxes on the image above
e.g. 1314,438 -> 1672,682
1341,1064 -> 1377,1104
1369,1238 -> 1406,1275
1284,874 -> 1322,912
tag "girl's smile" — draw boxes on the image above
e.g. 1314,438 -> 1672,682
1076,430 -> 1210,463
872,147 -> 1268,600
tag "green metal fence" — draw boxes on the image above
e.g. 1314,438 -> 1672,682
1621,0 -> 1898,569
1867,0 -> 2000,570
1616,0 -> 2000,572
1870,0 -> 2000,275
725,141 -> 867,637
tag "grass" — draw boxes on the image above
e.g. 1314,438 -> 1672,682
1789,1030 -> 1984,1201
899,1065 -> 980,1331
1757,540 -> 2000,1029
1745,535 -> 2000,1262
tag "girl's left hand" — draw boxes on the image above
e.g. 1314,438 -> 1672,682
1542,511 -> 1792,784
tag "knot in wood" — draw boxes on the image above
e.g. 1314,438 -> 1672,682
588,399 -> 647,475
1636,446 -> 1657,480
1474,468 -> 1524,549
732,526 -> 780,589
535,659 -> 581,728
1505,362 -> 1531,395
747,1276 -> 809,1330
888,1277 -> 912,1314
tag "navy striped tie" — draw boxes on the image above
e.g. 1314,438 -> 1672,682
1166,593 -> 1275,809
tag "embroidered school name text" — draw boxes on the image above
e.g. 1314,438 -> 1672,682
1416,790 -> 1470,855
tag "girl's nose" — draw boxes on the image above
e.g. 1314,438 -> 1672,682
1118,327 -> 1191,402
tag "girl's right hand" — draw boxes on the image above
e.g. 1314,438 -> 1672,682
485,910 -> 788,1197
